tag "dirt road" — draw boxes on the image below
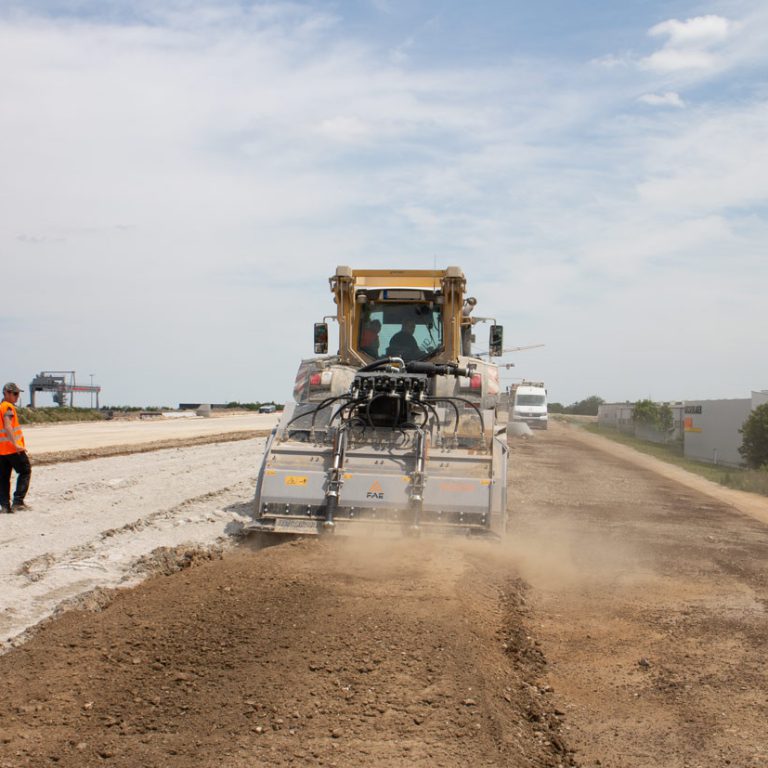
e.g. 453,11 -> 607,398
508,422 -> 768,768
2,421 -> 768,767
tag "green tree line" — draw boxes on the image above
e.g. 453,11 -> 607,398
548,395 -> 604,416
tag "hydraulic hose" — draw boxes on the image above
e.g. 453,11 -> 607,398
419,397 -> 460,435
426,396 -> 486,438
439,398 -> 461,435
357,357 -> 405,373
406,402 -> 430,430
310,395 -> 354,432
329,399 -> 359,427
412,400 -> 441,433
405,361 -> 473,378
285,395 -> 351,431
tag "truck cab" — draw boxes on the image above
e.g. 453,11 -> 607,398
512,382 -> 548,430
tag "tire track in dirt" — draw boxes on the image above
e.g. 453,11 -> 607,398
15,482 -> 249,584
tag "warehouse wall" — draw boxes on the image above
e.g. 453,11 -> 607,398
683,399 -> 751,467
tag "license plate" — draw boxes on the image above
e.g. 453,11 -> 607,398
273,517 -> 321,534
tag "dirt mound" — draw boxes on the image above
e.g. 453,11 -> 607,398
132,544 -> 225,577
0,537 -> 571,768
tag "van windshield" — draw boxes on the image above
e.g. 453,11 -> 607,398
358,303 -> 443,362
516,394 -> 546,406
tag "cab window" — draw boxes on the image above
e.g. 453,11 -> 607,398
358,303 -> 443,362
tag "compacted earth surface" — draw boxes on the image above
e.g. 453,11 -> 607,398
1,420 -> 767,767
507,423 -> 768,768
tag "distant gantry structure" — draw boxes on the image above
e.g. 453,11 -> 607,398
28,371 -> 101,408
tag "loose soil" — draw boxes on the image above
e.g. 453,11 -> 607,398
0,539 -> 566,767
1,422 -> 767,767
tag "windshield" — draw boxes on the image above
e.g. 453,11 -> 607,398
358,302 -> 443,362
516,394 -> 546,406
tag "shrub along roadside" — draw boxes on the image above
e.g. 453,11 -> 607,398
16,407 -> 105,425
584,423 -> 768,498
739,403 -> 768,469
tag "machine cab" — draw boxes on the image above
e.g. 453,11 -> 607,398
320,266 -> 501,368
355,289 -> 443,362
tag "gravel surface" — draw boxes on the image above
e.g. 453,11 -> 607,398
0,438 -> 267,650
23,413 -> 278,455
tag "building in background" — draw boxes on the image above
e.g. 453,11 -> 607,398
599,392 -> 768,467
598,402 -> 684,443
682,399 -> 751,467
597,402 -> 635,434
682,391 -> 767,467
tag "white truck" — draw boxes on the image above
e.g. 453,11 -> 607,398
511,381 -> 548,430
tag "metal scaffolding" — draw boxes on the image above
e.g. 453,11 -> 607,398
28,371 -> 101,408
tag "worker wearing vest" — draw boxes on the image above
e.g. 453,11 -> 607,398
1,382 -> 31,513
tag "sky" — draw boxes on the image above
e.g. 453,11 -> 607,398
1,0 -> 767,407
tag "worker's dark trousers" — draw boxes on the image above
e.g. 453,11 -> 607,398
0,451 -> 31,508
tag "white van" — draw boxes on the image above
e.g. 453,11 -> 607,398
512,382 -> 548,430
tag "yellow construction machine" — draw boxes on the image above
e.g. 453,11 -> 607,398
248,266 -> 508,537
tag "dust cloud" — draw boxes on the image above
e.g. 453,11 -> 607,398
503,513 -> 657,592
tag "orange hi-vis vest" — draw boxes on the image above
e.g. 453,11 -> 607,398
0,401 -> 25,454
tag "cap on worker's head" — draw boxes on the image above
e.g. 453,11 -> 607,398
3,382 -> 22,394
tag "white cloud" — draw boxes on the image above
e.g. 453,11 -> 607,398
370,0 -> 395,13
316,115 -> 371,143
641,14 -> 737,72
580,215 -> 734,276
389,37 -> 414,65
398,205 -> 444,231
642,48 -> 717,72
636,103 -> 768,213
649,15 -> 732,47
591,53 -> 631,69
638,91 -> 685,108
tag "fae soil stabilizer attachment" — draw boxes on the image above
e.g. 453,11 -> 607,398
248,266 -> 509,538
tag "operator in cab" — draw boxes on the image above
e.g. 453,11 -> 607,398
386,319 -> 421,362
360,319 -> 381,358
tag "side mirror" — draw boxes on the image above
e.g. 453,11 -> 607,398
314,323 -> 328,355
489,325 -> 503,357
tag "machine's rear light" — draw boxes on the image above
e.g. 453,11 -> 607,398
309,370 -> 333,388
457,369 -> 482,391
